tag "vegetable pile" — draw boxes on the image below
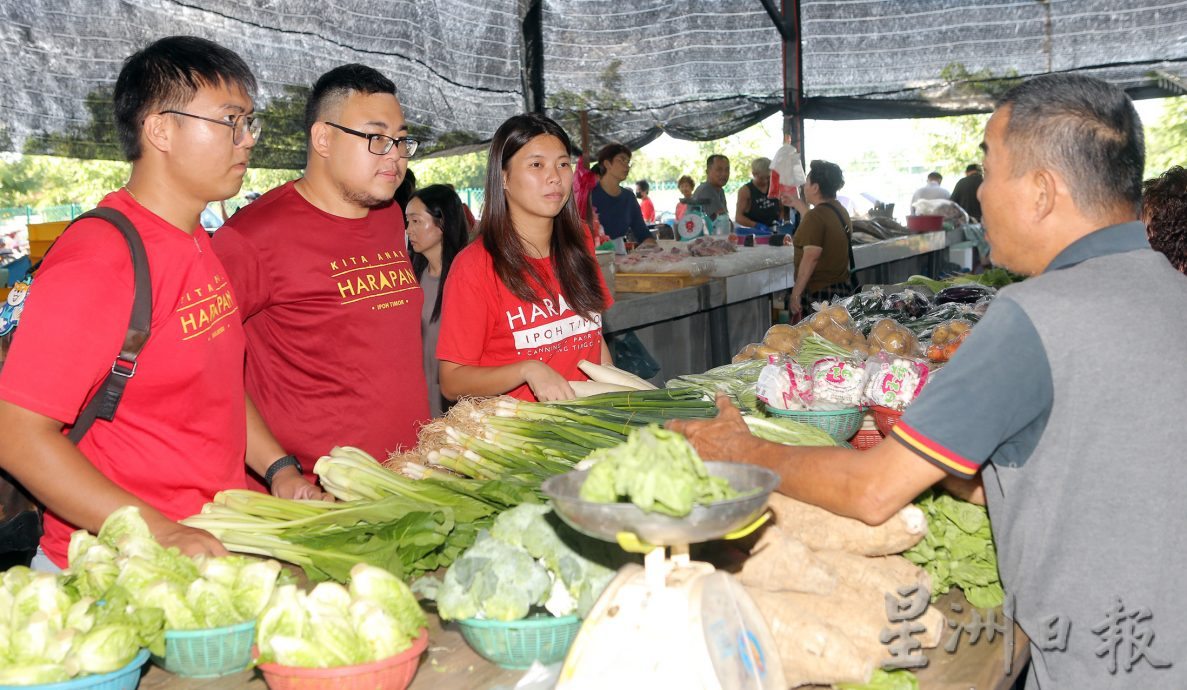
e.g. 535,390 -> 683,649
255,564 -> 425,668
430,504 -> 624,621
903,491 -> 1003,608
0,507 -> 288,685
579,425 -> 741,516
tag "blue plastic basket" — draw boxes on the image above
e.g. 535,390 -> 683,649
154,620 -> 255,678
458,614 -> 582,669
0,649 -> 150,690
765,406 -> 864,442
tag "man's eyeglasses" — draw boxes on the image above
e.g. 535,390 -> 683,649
324,122 -> 419,158
159,110 -> 262,146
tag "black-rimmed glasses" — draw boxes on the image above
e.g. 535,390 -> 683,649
324,122 -> 419,158
159,110 -> 262,145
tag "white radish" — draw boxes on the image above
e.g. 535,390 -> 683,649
568,381 -> 637,397
577,360 -> 657,390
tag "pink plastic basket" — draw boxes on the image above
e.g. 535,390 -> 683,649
256,628 -> 428,690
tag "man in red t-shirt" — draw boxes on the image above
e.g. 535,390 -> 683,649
213,65 -> 430,483
0,37 -> 322,569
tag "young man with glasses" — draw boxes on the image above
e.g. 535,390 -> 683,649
213,64 -> 430,484
0,36 -> 322,570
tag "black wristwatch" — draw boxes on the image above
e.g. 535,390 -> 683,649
263,454 -> 302,490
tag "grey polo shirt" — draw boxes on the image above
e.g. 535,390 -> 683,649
891,222 -> 1152,475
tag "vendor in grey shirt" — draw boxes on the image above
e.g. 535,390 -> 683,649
672,74 -> 1187,689
691,154 -> 730,219
407,185 -> 470,418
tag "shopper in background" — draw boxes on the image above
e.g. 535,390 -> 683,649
910,171 -> 950,206
213,64 -> 430,485
949,163 -> 984,221
589,144 -> 654,246
674,175 -> 696,219
0,36 -> 321,570
408,184 -> 471,417
672,73 -> 1187,690
635,179 -> 656,223
1142,165 -> 1187,274
692,154 -> 730,220
437,113 -> 613,403
734,157 -> 785,228
785,160 -> 852,321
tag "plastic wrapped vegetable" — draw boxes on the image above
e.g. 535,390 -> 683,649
863,354 -> 930,410
810,358 -> 869,408
866,319 -> 919,357
756,355 -> 814,411
882,289 -> 932,319
935,283 -> 995,305
926,320 -> 972,363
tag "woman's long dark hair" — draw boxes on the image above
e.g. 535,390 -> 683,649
410,184 -> 470,323
481,113 -> 606,319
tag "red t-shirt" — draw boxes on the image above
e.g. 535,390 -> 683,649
639,197 -> 656,224
436,241 -> 613,401
0,190 -> 247,566
213,182 -> 429,480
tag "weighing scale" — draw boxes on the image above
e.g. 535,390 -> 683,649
541,462 -> 787,690
677,208 -> 711,240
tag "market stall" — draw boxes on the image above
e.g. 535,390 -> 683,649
0,271 -> 1019,690
604,228 -> 963,382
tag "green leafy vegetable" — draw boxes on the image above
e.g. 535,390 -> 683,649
836,668 -> 920,690
254,565 -> 426,668
904,491 -> 1003,608
580,425 -> 740,516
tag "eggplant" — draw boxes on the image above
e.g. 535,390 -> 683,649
936,284 -> 996,305
883,289 -> 932,319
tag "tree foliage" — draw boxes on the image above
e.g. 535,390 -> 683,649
1145,96 -> 1187,178
919,114 -> 989,179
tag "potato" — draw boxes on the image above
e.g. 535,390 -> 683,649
764,324 -> 797,341
734,343 -> 761,362
825,304 -> 851,324
809,311 -> 833,332
755,344 -> 782,359
872,319 -> 899,338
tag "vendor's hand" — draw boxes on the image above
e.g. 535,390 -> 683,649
522,360 -> 577,401
667,393 -> 760,461
782,192 -> 809,215
270,466 -> 334,502
151,520 -> 229,559
788,293 -> 804,322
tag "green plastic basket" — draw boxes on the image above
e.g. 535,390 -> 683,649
457,614 -> 582,669
154,620 -> 255,678
766,406 -> 864,442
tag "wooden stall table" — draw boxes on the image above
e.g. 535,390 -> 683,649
140,589 -> 1028,690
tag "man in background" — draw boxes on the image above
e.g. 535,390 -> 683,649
910,171 -> 949,207
949,163 -> 983,221
692,154 -> 730,220
213,64 -> 430,486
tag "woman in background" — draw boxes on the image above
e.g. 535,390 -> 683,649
437,113 -> 612,402
408,184 -> 470,417
786,160 -> 853,321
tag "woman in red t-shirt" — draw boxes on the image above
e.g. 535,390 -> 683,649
436,114 -> 612,402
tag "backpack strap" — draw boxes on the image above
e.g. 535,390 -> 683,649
820,201 -> 861,291
51,208 -> 152,443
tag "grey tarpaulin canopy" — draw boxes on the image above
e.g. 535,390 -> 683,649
2,0 -> 1186,167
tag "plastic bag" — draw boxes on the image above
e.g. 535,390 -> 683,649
770,144 -> 806,200
756,355 -> 814,411
810,357 -> 868,408
867,318 -> 920,357
882,288 -> 932,319
608,330 -> 660,380
805,303 -> 873,357
925,319 -> 972,363
762,323 -> 811,354
863,353 -> 930,410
